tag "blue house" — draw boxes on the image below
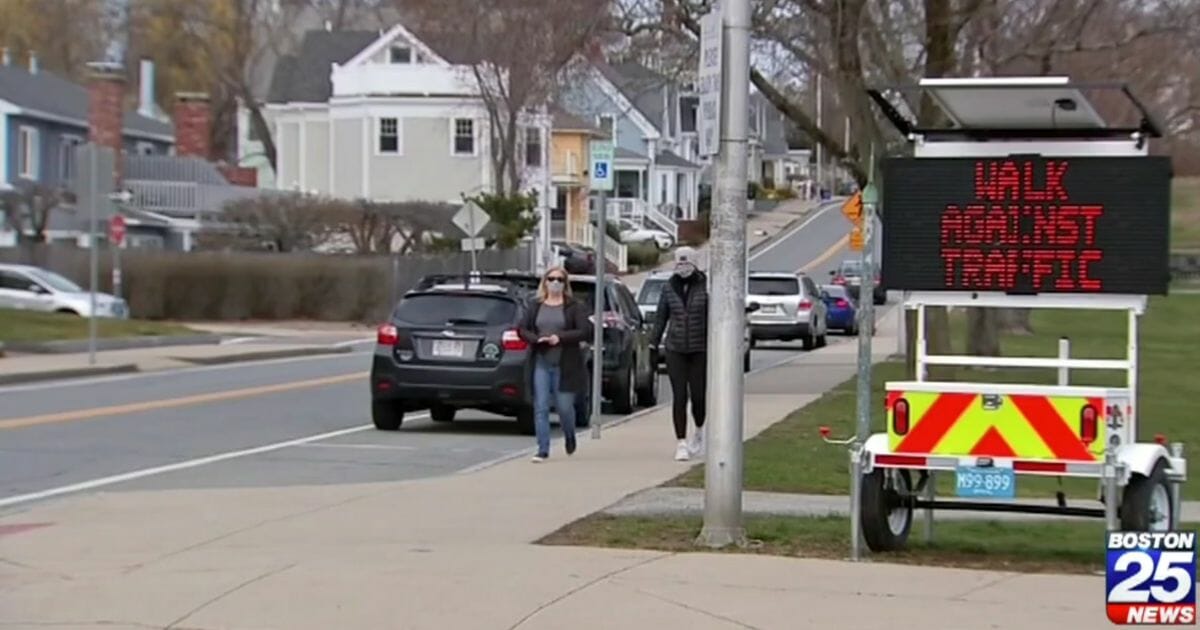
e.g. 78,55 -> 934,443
0,52 -> 173,192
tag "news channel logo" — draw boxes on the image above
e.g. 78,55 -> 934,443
1107,531 -> 1197,625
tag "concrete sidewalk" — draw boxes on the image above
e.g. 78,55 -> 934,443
0,310 -> 1108,629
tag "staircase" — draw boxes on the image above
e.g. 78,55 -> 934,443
605,199 -> 678,240
568,222 -> 628,272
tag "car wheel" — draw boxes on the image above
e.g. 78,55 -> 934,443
371,399 -> 404,431
743,349 -> 751,373
635,359 -> 659,407
802,330 -> 816,350
749,337 -> 758,349
430,404 -> 456,423
612,364 -> 635,414
516,405 -> 536,435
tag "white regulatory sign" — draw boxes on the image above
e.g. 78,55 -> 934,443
590,140 -> 614,192
697,4 -> 723,157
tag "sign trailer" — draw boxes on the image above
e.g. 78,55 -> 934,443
822,78 -> 1186,556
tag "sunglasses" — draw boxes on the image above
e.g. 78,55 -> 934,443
546,276 -> 565,282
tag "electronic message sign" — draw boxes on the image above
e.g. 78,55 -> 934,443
880,156 -> 1172,295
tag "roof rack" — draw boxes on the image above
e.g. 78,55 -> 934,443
411,270 -> 540,296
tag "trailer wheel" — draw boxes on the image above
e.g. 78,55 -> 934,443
1120,460 -> 1173,531
861,468 -> 913,552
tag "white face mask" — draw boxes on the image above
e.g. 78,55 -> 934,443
676,263 -> 695,278
546,278 -> 565,294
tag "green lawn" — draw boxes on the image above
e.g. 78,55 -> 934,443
672,294 -> 1200,500
0,309 -> 194,344
540,514 -> 1188,574
1173,176 -> 1200,252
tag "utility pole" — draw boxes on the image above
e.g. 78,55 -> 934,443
697,0 -> 750,549
815,73 -> 823,198
850,157 -> 879,561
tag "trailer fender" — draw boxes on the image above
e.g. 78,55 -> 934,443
862,433 -> 891,473
1117,443 -> 1180,481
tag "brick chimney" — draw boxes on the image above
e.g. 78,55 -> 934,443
173,92 -> 212,159
86,61 -> 126,182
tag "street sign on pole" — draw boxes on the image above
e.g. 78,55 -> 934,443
590,140 -> 614,192
849,225 -> 863,251
849,174 -> 879,562
453,201 -> 490,272
460,237 -> 486,251
841,192 -> 862,224
108,214 -> 126,246
697,3 -> 724,157
76,143 -> 115,366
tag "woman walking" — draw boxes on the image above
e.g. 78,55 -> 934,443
518,267 -> 592,462
651,247 -> 709,461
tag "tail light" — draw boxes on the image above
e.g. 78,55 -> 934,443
797,300 -> 812,313
377,324 -> 398,346
835,298 -> 849,308
893,398 -> 910,435
832,276 -> 846,285
1080,404 -> 1098,443
501,329 -> 528,351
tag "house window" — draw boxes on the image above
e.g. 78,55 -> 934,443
378,117 -> 399,154
59,136 -> 82,182
452,118 -> 475,155
524,127 -> 541,167
17,126 -> 38,179
389,46 -> 412,64
597,114 -> 615,141
136,142 -> 156,155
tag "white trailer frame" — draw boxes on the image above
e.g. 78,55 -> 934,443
841,77 -> 1187,552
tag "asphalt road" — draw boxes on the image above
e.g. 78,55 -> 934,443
0,199 -> 876,513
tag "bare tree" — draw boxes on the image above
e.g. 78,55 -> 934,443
0,181 -> 73,244
401,0 -> 612,195
221,193 -> 347,252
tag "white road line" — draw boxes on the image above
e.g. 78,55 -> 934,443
749,199 -> 842,261
296,442 -> 418,451
0,413 -> 429,510
0,349 -> 370,394
333,337 -> 376,349
218,336 -> 262,345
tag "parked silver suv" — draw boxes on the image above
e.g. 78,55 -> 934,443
746,271 -> 827,350
0,263 -> 128,318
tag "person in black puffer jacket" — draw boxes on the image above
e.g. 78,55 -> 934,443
651,246 -> 709,462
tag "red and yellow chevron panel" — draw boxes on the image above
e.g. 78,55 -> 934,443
885,390 -> 1107,462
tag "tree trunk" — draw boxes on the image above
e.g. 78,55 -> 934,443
966,308 -> 1001,356
998,308 -> 1035,335
905,306 -> 956,379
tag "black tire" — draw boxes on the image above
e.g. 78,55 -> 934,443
861,468 -> 913,552
1120,460 -> 1173,531
371,400 -> 404,431
817,330 -> 828,347
802,330 -> 816,350
612,364 -> 635,414
749,337 -> 758,349
635,361 -> 659,407
743,350 -> 751,373
516,406 -> 536,435
430,405 -> 456,423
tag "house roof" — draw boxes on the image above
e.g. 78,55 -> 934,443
0,64 -> 173,140
656,150 -> 699,170
267,30 -> 379,103
551,107 -> 604,136
595,61 -> 674,135
614,146 -> 648,161
125,155 -> 232,185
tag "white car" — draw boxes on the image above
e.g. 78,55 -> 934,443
617,219 -> 675,250
0,263 -> 129,318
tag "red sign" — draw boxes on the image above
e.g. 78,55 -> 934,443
880,156 -> 1172,295
108,214 -> 126,246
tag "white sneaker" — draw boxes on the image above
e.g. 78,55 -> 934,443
688,430 -> 704,457
531,454 -> 547,463
674,440 -> 690,461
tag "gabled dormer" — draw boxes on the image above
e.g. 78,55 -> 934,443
330,23 -> 479,98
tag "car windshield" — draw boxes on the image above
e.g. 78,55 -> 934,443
637,279 -> 667,305
29,269 -> 83,292
749,277 -> 799,296
393,294 -> 518,326
570,281 -> 612,310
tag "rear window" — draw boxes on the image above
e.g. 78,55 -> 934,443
570,281 -> 612,310
822,284 -> 849,298
393,293 -> 518,326
637,279 -> 667,305
749,277 -> 799,296
839,261 -> 862,276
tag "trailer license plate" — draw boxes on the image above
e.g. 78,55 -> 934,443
955,466 -> 1015,499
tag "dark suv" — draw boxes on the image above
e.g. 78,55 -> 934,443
568,274 -> 659,414
370,275 -> 544,434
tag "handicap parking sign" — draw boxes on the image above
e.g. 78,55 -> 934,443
590,141 -> 614,192
594,162 -> 608,179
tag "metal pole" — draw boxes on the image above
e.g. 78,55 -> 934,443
815,74 -> 822,197
112,240 -> 122,301
591,188 -> 607,439
1058,337 -> 1070,386
1170,442 -> 1183,528
467,207 -> 478,273
87,146 -> 98,366
850,172 -> 878,561
697,0 -> 750,549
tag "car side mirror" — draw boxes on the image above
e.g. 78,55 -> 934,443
746,301 -> 761,313
827,270 -> 836,276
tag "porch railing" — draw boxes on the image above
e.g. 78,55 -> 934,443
569,221 -> 627,272
604,198 -> 678,240
645,203 -> 679,239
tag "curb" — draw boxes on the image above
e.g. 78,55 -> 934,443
169,345 -> 354,365
3,334 -> 223,355
0,363 -> 140,386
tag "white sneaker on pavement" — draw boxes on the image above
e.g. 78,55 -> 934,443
688,429 -> 704,457
674,440 -> 690,461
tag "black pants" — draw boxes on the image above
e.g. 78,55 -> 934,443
665,350 -> 706,439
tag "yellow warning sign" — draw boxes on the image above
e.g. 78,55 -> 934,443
842,192 -> 862,224
849,225 -> 864,251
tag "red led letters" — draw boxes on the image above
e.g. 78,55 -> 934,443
939,159 -> 1104,292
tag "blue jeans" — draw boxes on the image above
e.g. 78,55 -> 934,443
533,357 -> 577,456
